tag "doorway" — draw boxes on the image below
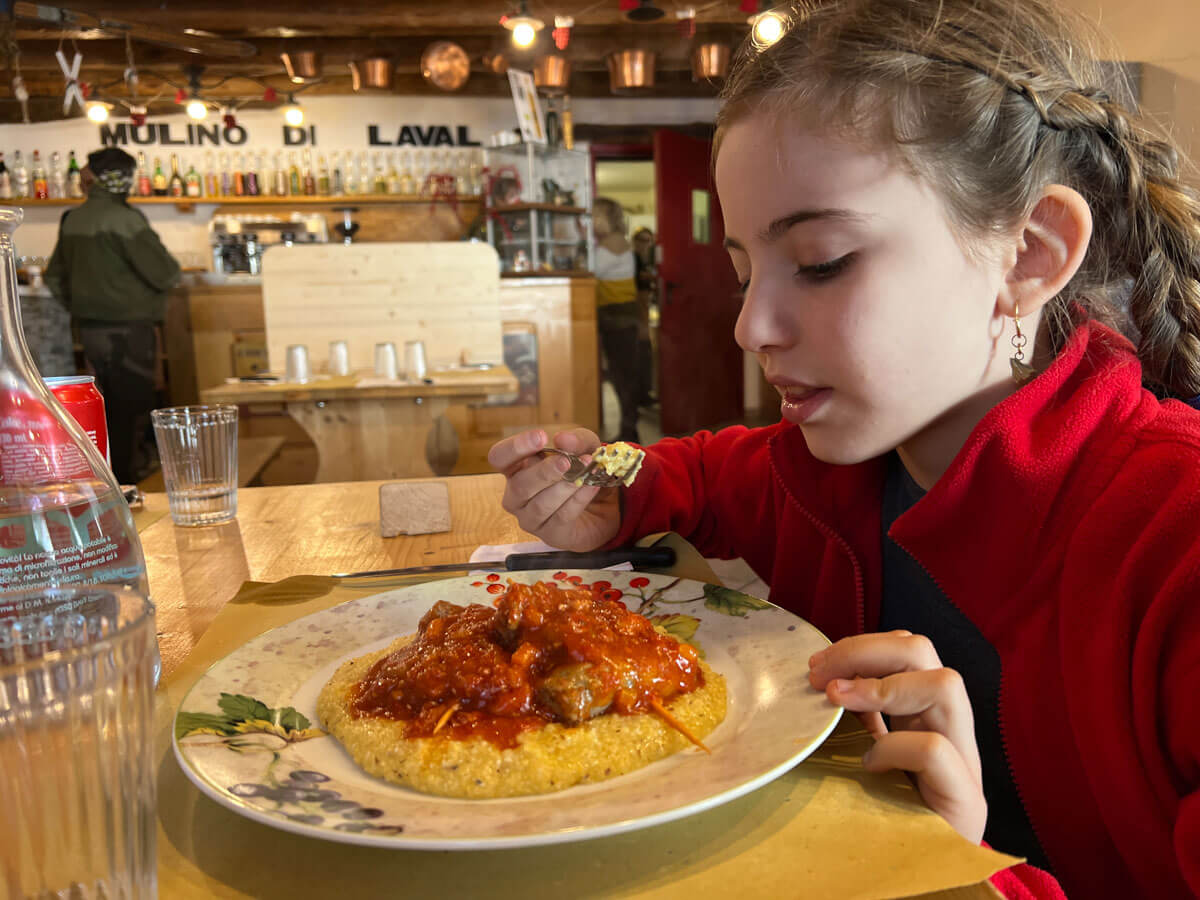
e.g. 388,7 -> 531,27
593,154 -> 662,444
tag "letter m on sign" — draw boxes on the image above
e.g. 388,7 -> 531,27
0,524 -> 26,549
99,124 -> 129,146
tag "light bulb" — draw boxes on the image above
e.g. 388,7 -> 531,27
86,101 -> 110,123
186,99 -> 208,120
752,11 -> 785,46
512,21 -> 537,47
283,104 -> 304,127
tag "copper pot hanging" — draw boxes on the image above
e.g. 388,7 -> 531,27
691,43 -> 730,81
280,50 -> 321,83
607,49 -> 656,93
363,56 -> 393,89
534,55 -> 570,94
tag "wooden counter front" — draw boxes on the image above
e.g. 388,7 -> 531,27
171,275 -> 599,480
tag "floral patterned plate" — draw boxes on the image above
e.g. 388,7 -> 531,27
173,570 -> 842,849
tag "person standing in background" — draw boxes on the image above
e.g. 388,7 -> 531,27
593,197 -> 641,443
45,147 -> 180,483
632,226 -> 658,410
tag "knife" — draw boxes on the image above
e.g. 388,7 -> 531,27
332,546 -> 676,579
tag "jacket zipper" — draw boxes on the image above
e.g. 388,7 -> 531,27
888,528 -> 1056,873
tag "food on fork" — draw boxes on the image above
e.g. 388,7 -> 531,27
581,441 -> 645,487
317,580 -> 726,798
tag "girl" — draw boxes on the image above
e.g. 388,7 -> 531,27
489,1 -> 1200,897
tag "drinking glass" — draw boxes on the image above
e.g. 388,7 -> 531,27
0,584 -> 157,899
151,404 -> 238,527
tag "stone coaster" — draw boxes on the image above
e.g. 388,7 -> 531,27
379,481 -> 452,537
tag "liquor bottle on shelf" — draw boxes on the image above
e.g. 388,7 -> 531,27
358,152 -> 370,195
385,153 -> 401,195
31,150 -> 48,200
317,154 -> 331,196
302,150 -> 316,196
273,152 -> 288,197
184,158 -> 202,198
246,153 -> 263,197
231,153 -> 245,197
203,152 -> 219,197
454,149 -> 470,197
12,150 -> 28,199
288,152 -> 301,196
66,150 -> 82,198
218,152 -> 232,196
342,152 -> 359,195
48,151 -> 64,199
167,154 -> 185,198
372,153 -> 386,195
330,152 -> 344,196
151,157 -> 167,196
416,149 -> 432,198
135,152 -> 151,197
0,153 -> 12,200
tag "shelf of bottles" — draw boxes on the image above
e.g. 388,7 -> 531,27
0,147 -> 486,206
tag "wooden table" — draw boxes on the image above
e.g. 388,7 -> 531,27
143,476 -> 1004,899
200,368 -> 517,482
142,475 -> 530,675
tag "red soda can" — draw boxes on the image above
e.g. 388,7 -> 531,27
45,375 -> 110,465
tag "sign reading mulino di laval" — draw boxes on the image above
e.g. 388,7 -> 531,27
98,123 -> 482,148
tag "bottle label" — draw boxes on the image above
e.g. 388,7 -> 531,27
0,410 -> 91,484
0,488 -> 141,592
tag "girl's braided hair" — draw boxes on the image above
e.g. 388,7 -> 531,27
717,0 -> 1200,399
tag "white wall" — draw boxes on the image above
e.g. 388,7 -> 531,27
2,94 -> 719,259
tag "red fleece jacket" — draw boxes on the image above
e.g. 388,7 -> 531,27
610,322 -> 1200,898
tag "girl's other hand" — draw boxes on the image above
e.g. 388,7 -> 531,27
487,427 -> 622,552
808,631 -> 987,844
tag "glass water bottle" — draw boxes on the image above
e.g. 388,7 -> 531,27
0,208 -> 150,599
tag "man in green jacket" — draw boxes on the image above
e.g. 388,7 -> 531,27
46,147 -> 180,483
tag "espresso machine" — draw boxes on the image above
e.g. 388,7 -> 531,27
209,213 -> 329,275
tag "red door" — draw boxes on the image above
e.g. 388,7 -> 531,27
654,129 -> 743,435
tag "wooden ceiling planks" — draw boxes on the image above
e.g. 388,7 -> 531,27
0,1 -> 749,118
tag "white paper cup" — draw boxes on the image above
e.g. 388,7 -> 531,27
404,340 -> 428,381
374,342 -> 399,380
285,344 -> 312,383
328,340 -> 350,376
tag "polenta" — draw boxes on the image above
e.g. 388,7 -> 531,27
316,581 -> 726,799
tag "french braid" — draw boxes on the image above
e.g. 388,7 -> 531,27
718,0 -> 1200,399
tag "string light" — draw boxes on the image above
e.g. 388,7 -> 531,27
85,101 -> 111,123
501,1 -> 544,49
185,98 -> 208,120
282,96 -> 304,126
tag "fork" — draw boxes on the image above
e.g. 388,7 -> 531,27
538,448 -> 627,488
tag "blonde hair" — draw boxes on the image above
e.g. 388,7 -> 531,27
717,0 -> 1200,399
594,197 -> 628,235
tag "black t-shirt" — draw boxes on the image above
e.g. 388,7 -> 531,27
879,453 -> 1051,871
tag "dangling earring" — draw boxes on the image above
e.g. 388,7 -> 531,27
1010,301 -> 1037,386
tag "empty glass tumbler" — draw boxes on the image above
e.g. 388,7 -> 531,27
150,405 -> 239,527
0,584 -> 157,899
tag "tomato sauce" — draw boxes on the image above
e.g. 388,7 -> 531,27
350,581 -> 704,748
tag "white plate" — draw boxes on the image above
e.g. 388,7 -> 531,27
173,570 -> 842,850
